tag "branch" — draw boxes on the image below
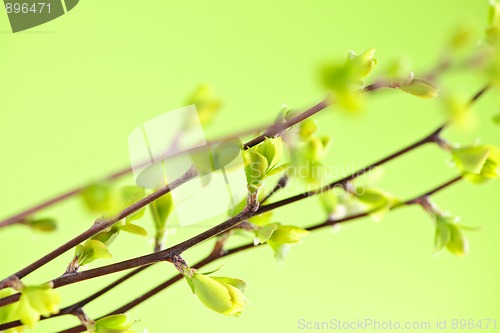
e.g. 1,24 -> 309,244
0,82 -> 488,312
0,118 -> 450,307
0,81 -> 391,288
52,175 -> 463,333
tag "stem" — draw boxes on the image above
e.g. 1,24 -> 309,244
0,122 -> 448,307
1,167 -> 198,284
0,124 -> 266,230
51,176 -> 463,333
243,99 -> 330,149
258,125 -> 445,214
0,167 -> 132,229
0,83 -> 489,310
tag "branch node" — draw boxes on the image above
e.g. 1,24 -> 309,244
0,275 -> 22,291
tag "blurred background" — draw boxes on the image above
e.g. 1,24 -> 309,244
0,0 -> 499,332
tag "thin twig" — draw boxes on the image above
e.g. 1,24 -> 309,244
52,175 -> 464,333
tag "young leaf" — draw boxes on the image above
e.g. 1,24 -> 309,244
211,277 -> 246,292
212,139 -> 242,170
298,119 -> 318,141
446,223 -> 469,256
398,79 -> 438,99
345,48 -> 378,80
18,283 -> 61,328
81,183 -> 116,213
268,225 -> 310,244
452,146 -> 489,173
186,84 -> 221,126
93,314 -> 136,333
434,216 -> 451,252
92,228 -> 120,246
254,223 -> 279,244
243,150 -> 269,186
248,210 -> 273,227
320,58 -> 364,112
119,186 -> 146,222
255,138 -> 283,170
187,273 -> 248,316
149,192 -> 174,247
319,190 -> 338,216
493,112 -> 500,125
75,239 -> 112,266
116,223 -> 148,237
267,242 -> 292,262
451,145 -> 500,182
489,0 -> 500,27
443,95 -> 474,130
26,218 -> 57,232
355,188 -> 396,222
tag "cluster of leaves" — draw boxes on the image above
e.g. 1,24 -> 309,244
321,48 -> 377,111
433,214 -> 476,256
287,119 -> 331,185
452,144 -> 500,183
243,137 -> 289,193
3,6 -> 500,332
0,283 -> 61,329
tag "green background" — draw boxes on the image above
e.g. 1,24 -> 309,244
1,1 -> 499,332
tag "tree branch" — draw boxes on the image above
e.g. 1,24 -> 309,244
52,175 -> 464,333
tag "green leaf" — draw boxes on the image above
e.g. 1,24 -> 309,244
267,241 -> 292,262
92,228 -> 120,246
448,25 -> 474,50
18,283 -> 61,328
93,314 -> 136,333
434,216 -> 451,252
119,186 -> 146,222
248,211 -> 273,227
489,0 -> 500,27
319,190 -> 338,215
320,58 -> 364,112
493,112 -> 500,125
117,223 -> 148,237
345,48 -> 378,80
81,183 -> 116,213
255,138 -> 283,170
399,79 -> 438,99
265,163 -> 290,178
269,225 -> 310,244
254,223 -> 279,244
211,277 -> 246,292
186,84 -> 221,126
243,150 -> 269,186
303,136 -> 330,162
149,192 -> 173,241
446,223 -> 469,256
383,57 -> 411,79
452,146 -> 491,174
298,119 -> 318,141
26,218 -> 57,232
443,95 -> 474,130
212,139 -> 242,170
355,188 -> 395,222
75,239 -> 112,266
188,273 -> 248,316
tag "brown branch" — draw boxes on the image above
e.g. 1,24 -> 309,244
52,175 -> 464,333
0,120 -> 450,308
0,82 -> 489,312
